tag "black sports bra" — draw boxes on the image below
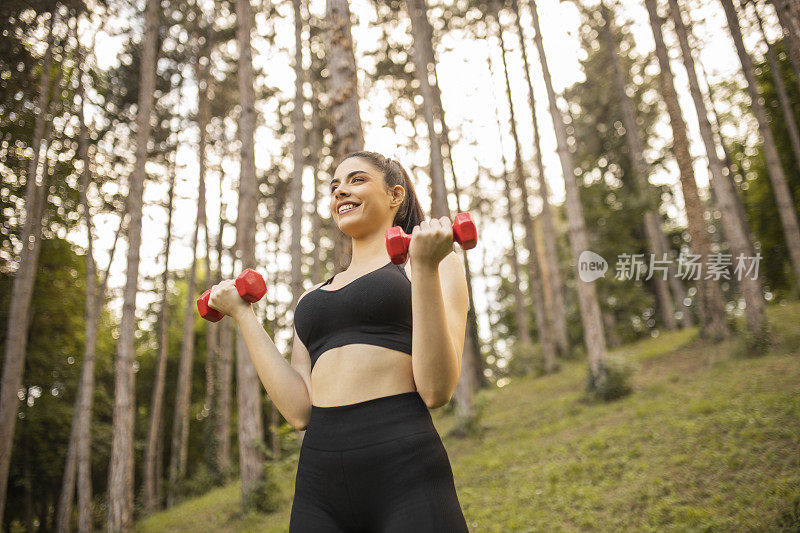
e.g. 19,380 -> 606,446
293,261 -> 413,373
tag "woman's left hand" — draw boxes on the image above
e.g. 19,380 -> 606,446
408,216 -> 455,269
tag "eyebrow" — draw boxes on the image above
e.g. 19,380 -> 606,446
330,170 -> 370,185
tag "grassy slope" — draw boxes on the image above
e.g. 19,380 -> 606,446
137,301 -> 800,532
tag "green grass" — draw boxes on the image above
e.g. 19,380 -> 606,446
137,301 -> 800,532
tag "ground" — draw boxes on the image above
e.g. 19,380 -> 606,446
137,300 -> 800,532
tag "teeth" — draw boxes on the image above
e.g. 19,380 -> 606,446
338,204 -> 358,214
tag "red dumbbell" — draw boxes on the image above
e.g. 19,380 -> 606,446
196,268 -> 267,322
385,212 -> 478,265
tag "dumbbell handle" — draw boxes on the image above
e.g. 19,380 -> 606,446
385,212 -> 478,265
196,268 -> 267,322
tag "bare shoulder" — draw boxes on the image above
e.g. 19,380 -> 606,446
295,281 -> 326,310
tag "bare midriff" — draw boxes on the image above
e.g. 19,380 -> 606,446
310,343 -> 416,407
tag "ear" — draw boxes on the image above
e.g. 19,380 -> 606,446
390,184 -> 405,208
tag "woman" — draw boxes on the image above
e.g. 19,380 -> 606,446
208,150 -> 470,532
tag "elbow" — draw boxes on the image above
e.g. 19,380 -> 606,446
421,390 -> 451,410
291,417 -> 309,431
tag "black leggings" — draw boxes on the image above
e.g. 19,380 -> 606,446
289,391 -> 469,532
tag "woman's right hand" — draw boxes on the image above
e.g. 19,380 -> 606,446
207,279 -> 252,320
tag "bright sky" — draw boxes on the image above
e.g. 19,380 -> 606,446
69,0 -> 783,357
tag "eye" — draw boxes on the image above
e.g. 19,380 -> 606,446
330,176 -> 365,193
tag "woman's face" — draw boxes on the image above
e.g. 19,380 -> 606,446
330,157 -> 403,238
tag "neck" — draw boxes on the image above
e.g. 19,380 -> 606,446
347,221 -> 395,270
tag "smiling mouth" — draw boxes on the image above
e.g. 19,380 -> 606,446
338,204 -> 360,216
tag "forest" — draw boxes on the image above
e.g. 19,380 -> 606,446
1,0 -> 799,530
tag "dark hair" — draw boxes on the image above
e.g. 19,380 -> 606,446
339,150 -> 425,236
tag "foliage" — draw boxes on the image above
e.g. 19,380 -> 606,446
0,237 -> 116,529
583,354 -> 635,402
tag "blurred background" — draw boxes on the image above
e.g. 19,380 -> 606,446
1,0 -> 799,530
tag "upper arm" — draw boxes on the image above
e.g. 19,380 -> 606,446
438,252 -> 469,362
291,283 -> 324,403
406,253 -> 469,361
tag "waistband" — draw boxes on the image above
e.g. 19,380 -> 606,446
303,391 -> 436,451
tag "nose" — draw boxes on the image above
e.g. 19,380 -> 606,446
334,185 -> 351,200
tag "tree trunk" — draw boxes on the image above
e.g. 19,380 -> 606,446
422,8 -> 487,391
287,0 -> 309,453
668,0 -> 769,339
196,30 -> 219,477
695,54 -> 755,250
235,0 -> 266,509
659,222 -> 694,328
494,128 -> 531,347
166,106 -> 204,512
24,421 -> 33,533
770,0 -> 800,95
509,0 -> 570,358
720,0 -> 800,298
290,0 -> 308,314
0,13 -> 56,524
644,0 -> 730,340
194,23 -> 219,476
527,0 -> 608,382
407,0 -> 447,222
601,2 -> 679,332
490,25 -> 530,349
107,0 -> 159,528
214,178 -> 233,477
413,17 -> 486,392
262,238 -> 281,459
407,0 -> 483,422
143,153 -> 177,513
326,0 -> 364,270
490,0 -> 558,372
309,94 -> 325,286
55,22 -> 109,530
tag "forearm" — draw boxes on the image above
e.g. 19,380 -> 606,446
233,307 -> 311,429
410,262 -> 460,408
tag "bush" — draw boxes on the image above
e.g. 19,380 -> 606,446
446,392 -> 488,439
506,340 -> 544,377
179,463 -> 221,499
568,343 -> 587,362
584,355 -> 634,402
725,313 -> 740,335
730,320 -> 773,359
243,462 -> 283,514
274,421 -> 302,458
